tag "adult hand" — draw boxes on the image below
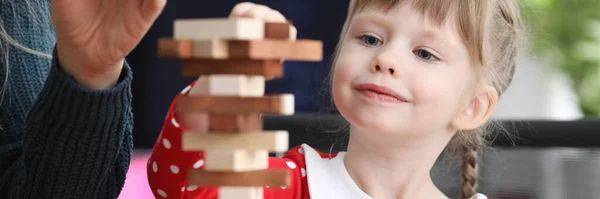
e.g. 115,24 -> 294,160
52,0 -> 167,89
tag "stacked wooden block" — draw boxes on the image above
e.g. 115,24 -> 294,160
158,18 -> 323,199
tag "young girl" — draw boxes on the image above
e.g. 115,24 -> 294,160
147,0 -> 521,198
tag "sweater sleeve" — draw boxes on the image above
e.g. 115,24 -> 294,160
0,47 -> 134,199
146,83 -> 305,199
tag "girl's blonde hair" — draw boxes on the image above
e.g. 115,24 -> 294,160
0,0 -> 53,102
329,0 -> 522,198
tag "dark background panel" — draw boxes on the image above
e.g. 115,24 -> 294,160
126,1 -> 350,149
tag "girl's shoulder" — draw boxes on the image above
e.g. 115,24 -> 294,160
282,145 -> 490,199
282,144 -> 373,199
283,144 -> 340,161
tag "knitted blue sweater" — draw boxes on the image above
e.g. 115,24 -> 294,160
0,0 -> 133,198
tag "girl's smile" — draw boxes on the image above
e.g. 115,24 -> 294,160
353,83 -> 409,104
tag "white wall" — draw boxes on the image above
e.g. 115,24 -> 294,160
492,54 -> 584,120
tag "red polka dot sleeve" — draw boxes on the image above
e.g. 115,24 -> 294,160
146,83 -> 310,199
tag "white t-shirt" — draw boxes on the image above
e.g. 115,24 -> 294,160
301,144 -> 488,199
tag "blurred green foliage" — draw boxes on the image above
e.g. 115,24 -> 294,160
520,0 -> 600,118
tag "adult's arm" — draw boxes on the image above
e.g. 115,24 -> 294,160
0,47 -> 133,198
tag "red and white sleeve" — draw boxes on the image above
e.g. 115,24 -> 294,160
146,83 -> 308,199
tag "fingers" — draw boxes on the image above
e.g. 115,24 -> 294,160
176,112 -> 209,132
242,5 -> 272,19
229,2 -> 296,40
229,2 -> 253,17
142,0 -> 167,22
262,9 -> 286,22
176,76 -> 210,132
289,26 -> 297,41
232,3 -> 282,23
230,2 -> 272,19
231,2 -> 286,23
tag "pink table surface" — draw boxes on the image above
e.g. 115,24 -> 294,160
119,152 -> 154,199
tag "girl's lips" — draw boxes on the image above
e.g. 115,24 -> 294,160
354,84 -> 409,103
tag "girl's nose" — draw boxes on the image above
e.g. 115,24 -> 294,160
371,52 -> 400,77
372,64 -> 396,75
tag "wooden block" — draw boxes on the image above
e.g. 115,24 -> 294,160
159,39 -> 323,61
176,94 -> 294,115
288,40 -> 324,61
193,40 -> 229,59
226,40 -> 291,60
205,150 -> 268,171
181,131 -> 289,152
219,187 -> 263,199
181,59 -> 283,79
227,40 -> 322,61
180,75 -> 263,132
188,169 -> 290,187
208,113 -> 263,132
158,38 -> 193,58
183,113 -> 262,133
195,75 -> 265,97
158,39 -> 227,59
174,18 -> 264,40
264,22 -> 290,39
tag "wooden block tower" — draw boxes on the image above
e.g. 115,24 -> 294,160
158,18 -> 323,199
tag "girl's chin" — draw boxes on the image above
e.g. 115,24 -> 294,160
345,112 -> 403,133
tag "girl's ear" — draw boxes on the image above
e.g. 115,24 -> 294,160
451,86 -> 498,130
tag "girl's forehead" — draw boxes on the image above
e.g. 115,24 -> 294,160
352,0 -> 459,27
358,2 -> 457,24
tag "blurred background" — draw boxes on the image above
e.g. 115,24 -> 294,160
119,0 -> 600,198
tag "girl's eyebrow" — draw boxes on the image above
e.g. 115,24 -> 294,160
351,13 -> 394,32
420,30 -> 452,47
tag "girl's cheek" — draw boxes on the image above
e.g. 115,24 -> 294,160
333,54 -> 355,78
417,77 -> 464,118
332,64 -> 351,86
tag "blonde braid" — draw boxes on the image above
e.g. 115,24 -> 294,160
460,145 -> 480,199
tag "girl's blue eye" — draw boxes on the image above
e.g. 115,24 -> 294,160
414,49 -> 438,61
362,35 -> 382,46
